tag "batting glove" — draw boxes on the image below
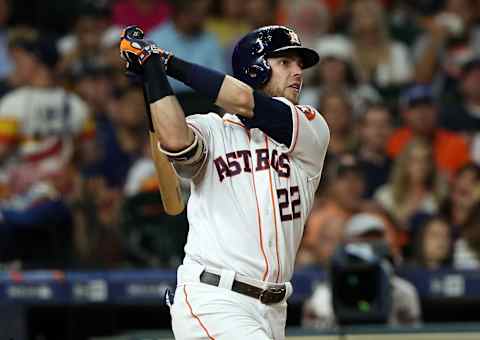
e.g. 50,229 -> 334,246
119,25 -> 172,73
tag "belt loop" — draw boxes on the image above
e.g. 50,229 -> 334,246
284,282 -> 293,302
218,269 -> 235,290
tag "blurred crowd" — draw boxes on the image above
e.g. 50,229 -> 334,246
1,0 -> 480,327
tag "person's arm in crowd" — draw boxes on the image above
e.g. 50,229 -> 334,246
414,17 -> 450,83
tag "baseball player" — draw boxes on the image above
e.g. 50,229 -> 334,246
120,25 -> 329,340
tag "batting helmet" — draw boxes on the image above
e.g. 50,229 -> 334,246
232,25 -> 319,88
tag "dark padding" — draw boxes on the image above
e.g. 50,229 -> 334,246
167,56 -> 225,102
239,91 -> 293,147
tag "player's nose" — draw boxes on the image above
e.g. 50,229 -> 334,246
292,61 -> 303,76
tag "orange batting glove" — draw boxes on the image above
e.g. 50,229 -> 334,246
119,25 -> 171,73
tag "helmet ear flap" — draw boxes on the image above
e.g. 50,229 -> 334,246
244,56 -> 271,88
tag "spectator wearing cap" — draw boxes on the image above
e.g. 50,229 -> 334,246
300,35 -> 381,116
302,212 -> 422,329
378,138 -> 448,229
387,84 -> 470,177
302,154 -> 368,258
355,104 -> 394,198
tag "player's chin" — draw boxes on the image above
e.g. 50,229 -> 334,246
285,87 -> 300,104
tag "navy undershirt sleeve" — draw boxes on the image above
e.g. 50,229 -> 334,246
238,91 -> 293,147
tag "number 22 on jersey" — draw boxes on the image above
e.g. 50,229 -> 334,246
277,186 -> 300,222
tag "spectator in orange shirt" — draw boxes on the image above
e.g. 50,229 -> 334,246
387,84 -> 470,177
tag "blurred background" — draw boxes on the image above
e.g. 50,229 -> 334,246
2,0 -> 480,339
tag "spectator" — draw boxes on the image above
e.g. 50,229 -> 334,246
296,215 -> 346,269
387,84 -> 470,177
112,0 -> 171,34
85,85 -> 148,188
356,104 -> 394,198
57,5 -> 109,75
349,0 -> 413,99
0,28 -> 40,96
439,163 -> 480,236
300,35 -> 381,114
453,202 -> 480,269
284,0 -> 331,48
98,25 -> 131,92
414,0 -> 480,92
147,0 -> 226,94
206,0 -> 250,49
68,59 -> 115,121
302,212 -> 422,329
409,215 -> 453,270
302,154 -> 367,257
244,0 -> 279,29
376,138 -> 447,228
440,57 -> 480,133
0,0 -> 12,80
388,0 -> 423,47
318,89 -> 356,161
0,30 -> 95,195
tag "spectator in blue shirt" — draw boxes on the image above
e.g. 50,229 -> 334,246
146,0 -> 226,94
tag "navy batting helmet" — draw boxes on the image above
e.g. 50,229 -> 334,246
232,25 -> 319,88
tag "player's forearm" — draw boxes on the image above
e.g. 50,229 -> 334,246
144,56 -> 194,151
150,96 -> 194,151
166,56 -> 254,118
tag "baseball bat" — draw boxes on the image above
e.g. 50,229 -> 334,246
142,83 -> 185,215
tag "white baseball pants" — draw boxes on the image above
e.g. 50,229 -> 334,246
170,263 -> 293,340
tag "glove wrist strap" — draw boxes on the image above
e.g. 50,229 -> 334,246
143,55 -> 174,104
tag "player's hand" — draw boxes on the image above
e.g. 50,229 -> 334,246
119,25 -> 172,74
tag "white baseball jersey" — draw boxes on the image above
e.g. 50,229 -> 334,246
179,97 -> 329,283
0,87 -> 94,194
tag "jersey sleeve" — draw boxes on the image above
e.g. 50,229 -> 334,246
0,91 -> 23,145
274,97 -> 330,178
185,112 -> 219,146
69,94 -> 95,141
172,113 -> 220,179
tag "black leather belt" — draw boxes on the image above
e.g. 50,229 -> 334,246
199,270 -> 286,305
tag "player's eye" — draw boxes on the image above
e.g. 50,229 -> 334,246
280,59 -> 289,66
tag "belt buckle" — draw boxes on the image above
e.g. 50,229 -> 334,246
259,286 -> 286,305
